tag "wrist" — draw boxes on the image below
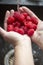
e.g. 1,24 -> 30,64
31,31 -> 38,44
31,31 -> 36,42
13,35 -> 31,48
13,37 -> 34,65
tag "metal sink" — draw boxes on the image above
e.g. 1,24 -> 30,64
0,5 -> 43,65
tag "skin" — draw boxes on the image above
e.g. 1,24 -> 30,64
0,6 -> 43,65
0,9 -> 34,65
19,6 -> 43,50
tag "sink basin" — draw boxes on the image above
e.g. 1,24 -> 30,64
4,49 -> 14,65
0,0 -> 43,5
0,4 -> 43,65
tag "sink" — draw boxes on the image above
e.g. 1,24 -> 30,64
0,4 -> 43,65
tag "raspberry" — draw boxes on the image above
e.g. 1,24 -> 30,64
24,21 -> 28,26
13,23 -> 15,26
23,19 -> 27,24
14,12 -> 25,22
14,12 -> 20,20
26,16 -> 31,21
7,25 -> 13,31
21,26 -> 27,33
25,22 -> 33,29
23,13 -> 28,18
32,24 -> 37,30
13,27 -> 19,32
7,11 -> 38,37
27,29 -> 34,37
7,16 -> 15,24
20,14 -> 25,21
18,28 -> 24,35
13,21 -> 20,27
31,17 -> 38,25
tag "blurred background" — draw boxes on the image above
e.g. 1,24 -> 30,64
0,0 -> 43,5
0,0 -> 43,65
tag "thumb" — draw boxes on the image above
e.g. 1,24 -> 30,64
38,31 -> 43,35
19,6 -> 40,21
0,27 -> 7,38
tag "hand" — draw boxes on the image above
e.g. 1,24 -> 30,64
0,10 -> 31,47
0,9 -> 35,65
19,6 -> 43,49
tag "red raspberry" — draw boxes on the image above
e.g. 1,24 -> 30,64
7,25 -> 13,31
7,16 -> 15,24
23,13 -> 28,18
24,20 -> 27,26
14,12 -> 25,22
13,27 -> 19,32
27,29 -> 34,37
26,16 -> 31,21
18,28 -> 24,35
7,11 -> 38,36
25,22 -> 33,29
13,23 -> 15,26
14,12 -> 20,19
21,26 -> 24,29
13,21 -> 20,27
31,17 -> 38,25
32,24 -> 37,30
23,19 -> 27,24
20,14 -> 25,21
21,26 -> 27,33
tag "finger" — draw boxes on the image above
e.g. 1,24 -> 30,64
4,10 -> 10,31
37,22 -> 43,31
19,7 -> 25,13
10,9 -> 14,16
0,27 -> 7,37
19,6 -> 40,21
38,31 -> 43,35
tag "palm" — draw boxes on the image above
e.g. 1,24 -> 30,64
37,20 -> 43,31
19,6 -> 43,49
0,9 -> 30,46
32,20 -> 43,49
0,6 -> 43,49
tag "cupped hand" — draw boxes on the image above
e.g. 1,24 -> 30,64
19,6 -> 43,49
0,10 -> 31,47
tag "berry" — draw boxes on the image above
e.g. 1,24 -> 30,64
26,16 -> 31,21
23,13 -> 28,18
25,22 -> 33,29
24,21 -> 28,26
13,27 -> 19,32
13,21 -> 20,27
7,16 -> 15,24
7,11 -> 38,37
32,24 -> 37,30
21,14 -> 25,21
31,17 -> 38,25
7,25 -> 13,31
14,12 -> 20,20
27,29 -> 34,37
21,26 -> 27,33
23,19 -> 27,24
14,12 -> 25,22
18,28 -> 24,35
13,23 -> 15,26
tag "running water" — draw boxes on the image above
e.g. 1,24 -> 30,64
17,0 -> 20,11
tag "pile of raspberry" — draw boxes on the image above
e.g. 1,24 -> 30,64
7,12 -> 38,37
